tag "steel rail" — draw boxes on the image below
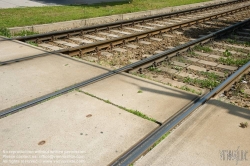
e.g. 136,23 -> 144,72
2,4 -> 249,66
1,4 -> 249,66
13,0 -> 248,43
55,5 -> 250,56
1,14 -> 249,122
109,19 -> 250,166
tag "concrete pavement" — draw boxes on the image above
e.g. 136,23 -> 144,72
0,91 -> 158,165
135,99 -> 250,166
0,37 -> 109,111
81,73 -> 198,123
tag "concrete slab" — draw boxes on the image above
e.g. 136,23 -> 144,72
70,37 -> 93,44
126,44 -> 138,49
38,43 -> 63,51
54,40 -> 79,47
101,51 -> 113,57
110,30 -> 131,35
146,23 -> 165,27
135,99 -> 250,166
142,54 -> 152,59
0,38 -> 109,110
154,50 -> 164,54
0,91 -> 158,166
0,38 -> 49,62
113,48 -> 127,53
98,32 -> 119,38
124,27 -> 144,32
139,41 -> 151,45
135,25 -> 155,30
84,35 -> 106,41
150,37 -> 162,42
217,64 -> 238,71
80,73 -> 198,123
161,78 -> 186,88
162,34 -> 174,38
188,65 -> 207,72
198,59 -> 218,67
208,70 -> 226,77
185,57 -> 199,62
172,61 -> 188,68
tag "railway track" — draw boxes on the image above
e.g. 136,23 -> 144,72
14,0 -> 248,43
3,0 -> 249,68
1,2 -> 250,165
109,20 -> 250,166
1,0 -> 249,117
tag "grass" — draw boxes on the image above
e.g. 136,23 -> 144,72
14,30 -> 38,36
200,71 -> 220,80
149,131 -> 170,150
223,49 -> 232,57
148,66 -> 161,72
79,90 -> 160,124
0,0 -> 210,28
183,77 -> 220,89
180,86 -> 202,95
218,57 -> 250,66
194,45 -> 212,53
0,27 -> 11,37
26,41 -> 38,46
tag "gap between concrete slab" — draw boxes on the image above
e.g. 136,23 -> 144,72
76,89 -> 162,125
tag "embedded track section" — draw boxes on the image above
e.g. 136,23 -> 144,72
109,19 -> 250,165
1,7 -> 249,166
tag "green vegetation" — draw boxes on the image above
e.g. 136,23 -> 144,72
148,66 -> 161,72
80,90 -> 159,124
194,45 -> 212,53
172,66 -> 183,71
26,41 -> 38,46
223,49 -> 232,57
149,131 -> 170,150
200,71 -> 220,79
188,51 -> 198,56
137,90 -> 143,93
0,27 -> 11,37
218,57 -> 250,66
0,0 -> 210,28
183,77 -> 220,89
14,30 -> 38,36
226,38 -> 236,44
180,86 -> 202,95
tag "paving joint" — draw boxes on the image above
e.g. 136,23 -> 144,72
76,89 -> 162,125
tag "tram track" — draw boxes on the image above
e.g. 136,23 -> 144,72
1,3 -> 250,165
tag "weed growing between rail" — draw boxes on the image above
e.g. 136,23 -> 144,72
183,77 -> 220,89
194,45 -> 212,53
76,89 -> 161,124
219,57 -> 250,67
149,131 -> 170,151
14,30 -> 39,37
26,41 -> 38,46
